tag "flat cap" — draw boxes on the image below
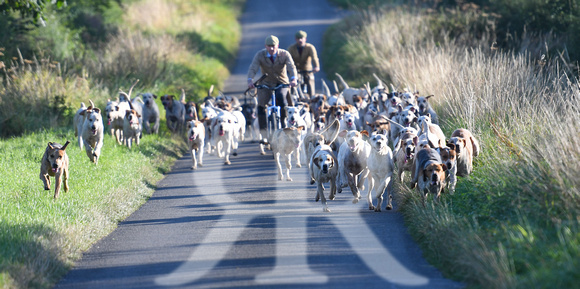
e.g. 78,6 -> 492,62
295,30 -> 307,39
265,35 -> 279,46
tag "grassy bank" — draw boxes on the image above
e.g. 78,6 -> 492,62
323,5 -> 580,289
1,0 -> 243,137
0,0 -> 243,288
0,130 -> 186,289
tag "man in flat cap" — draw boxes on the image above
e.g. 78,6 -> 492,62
247,35 -> 298,146
287,30 -> 320,97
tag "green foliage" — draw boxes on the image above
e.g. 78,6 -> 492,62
0,0 -> 66,23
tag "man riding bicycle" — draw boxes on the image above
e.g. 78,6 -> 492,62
287,30 -> 320,97
247,35 -> 297,145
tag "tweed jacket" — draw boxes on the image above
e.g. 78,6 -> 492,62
287,43 -> 319,72
247,48 -> 297,86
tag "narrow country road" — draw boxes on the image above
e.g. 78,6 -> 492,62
55,0 -> 463,288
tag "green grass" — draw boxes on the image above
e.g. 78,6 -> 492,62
0,0 -> 242,288
0,129 -> 186,288
323,4 -> 580,289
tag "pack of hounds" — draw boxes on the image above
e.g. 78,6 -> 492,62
42,80 -> 189,198
190,73 -> 480,212
42,75 -> 480,213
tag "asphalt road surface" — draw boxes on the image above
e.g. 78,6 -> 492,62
55,0 -> 463,288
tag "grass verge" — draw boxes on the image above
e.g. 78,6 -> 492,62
0,129 -> 187,288
323,5 -> 580,289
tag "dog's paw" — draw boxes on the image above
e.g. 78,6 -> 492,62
352,198 -> 359,204
310,179 -> 315,185
386,204 -> 393,210
286,177 -> 293,182
329,194 -> 335,200
198,163 -> 203,167
374,207 -> 382,212
224,161 -> 231,165
44,186 -> 50,191
191,166 -> 197,170
369,205 -> 375,211
296,163 -> 302,168
323,207 -> 331,213
233,152 -> 238,156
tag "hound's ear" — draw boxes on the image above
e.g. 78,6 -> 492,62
426,94 -> 434,99
62,141 -> 71,150
153,94 -> 158,99
93,108 -> 101,114
413,136 -> 418,146
426,112 -> 431,118
446,142 -> 455,151
441,164 -> 448,171
313,157 -> 321,168
360,130 -> 369,137
136,112 -> 141,118
48,142 -> 55,149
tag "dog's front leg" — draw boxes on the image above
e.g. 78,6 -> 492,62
317,183 -> 330,212
383,175 -> 394,210
40,171 -> 51,190
53,172 -> 62,199
223,138 -> 232,165
348,173 -> 361,203
448,169 -> 457,194
191,148 -> 198,170
274,152 -> 283,180
284,153 -> 293,181
366,176 -> 375,210
198,143 -> 204,167
63,168 -> 69,194
94,140 -> 103,165
329,178 -> 337,201
232,134 -> 239,157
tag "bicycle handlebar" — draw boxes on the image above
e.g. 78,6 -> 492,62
255,83 -> 290,91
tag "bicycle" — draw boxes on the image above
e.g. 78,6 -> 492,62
254,82 -> 290,144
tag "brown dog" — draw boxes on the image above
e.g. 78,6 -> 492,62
448,128 -> 480,177
410,148 -> 447,204
438,144 -> 457,194
40,141 -> 70,199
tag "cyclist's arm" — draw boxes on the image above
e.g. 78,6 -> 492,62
247,51 -> 263,88
281,50 -> 298,87
310,44 -> 320,72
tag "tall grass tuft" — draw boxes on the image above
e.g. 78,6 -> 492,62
84,29 -> 177,90
0,54 -> 109,137
325,5 -> 580,288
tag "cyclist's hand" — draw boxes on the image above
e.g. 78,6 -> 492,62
248,79 -> 255,89
290,78 -> 298,87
